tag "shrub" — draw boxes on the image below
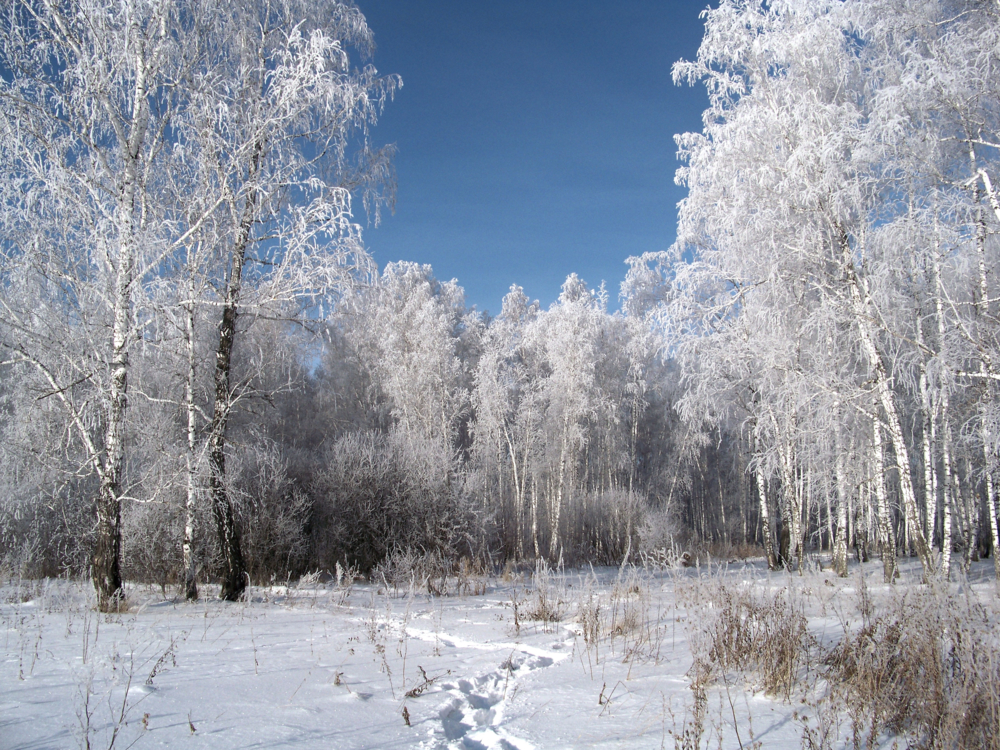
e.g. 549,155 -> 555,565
825,583 -> 1000,750
231,445 -> 312,584
310,430 -> 474,574
687,582 -> 815,699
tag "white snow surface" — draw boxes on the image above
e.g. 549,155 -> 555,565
3,560 -> 998,749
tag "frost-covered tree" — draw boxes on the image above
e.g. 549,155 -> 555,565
176,0 -> 396,601
349,262 -> 478,454
0,0 -> 208,609
471,285 -> 541,559
0,0 -> 397,605
663,0 -> 1000,579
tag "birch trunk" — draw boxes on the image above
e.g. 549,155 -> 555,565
93,12 -> 151,611
931,250 -> 955,579
780,439 -> 801,571
986,444 -> 1000,580
183,283 -> 199,601
840,229 -> 934,578
207,139 -> 263,601
920,367 -> 938,549
940,399 -> 954,579
531,471 -> 540,560
551,411 -> 569,561
873,413 -> 897,583
834,443 -> 849,577
755,459 -> 779,570
503,425 -> 523,559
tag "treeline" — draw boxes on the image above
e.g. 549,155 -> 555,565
1,257 -> 695,591
4,0 -> 1000,608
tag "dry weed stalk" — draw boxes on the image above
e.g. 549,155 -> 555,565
689,581 -> 815,699
522,561 -> 566,628
823,580 -> 1000,749
682,572 -> 1000,750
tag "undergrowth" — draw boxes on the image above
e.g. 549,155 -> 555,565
681,572 -> 1000,750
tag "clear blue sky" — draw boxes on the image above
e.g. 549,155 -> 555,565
353,0 -> 711,316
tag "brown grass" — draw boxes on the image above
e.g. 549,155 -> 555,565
684,574 -> 1000,750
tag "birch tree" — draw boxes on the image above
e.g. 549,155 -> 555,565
350,262 -> 476,454
174,0 -> 395,600
659,0 -> 1000,579
0,0 -> 397,605
0,0 -> 203,610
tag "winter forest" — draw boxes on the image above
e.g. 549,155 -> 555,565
3,0 -> 1000,607
5,1 -> 1000,748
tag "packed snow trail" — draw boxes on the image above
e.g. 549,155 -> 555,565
407,625 -> 573,749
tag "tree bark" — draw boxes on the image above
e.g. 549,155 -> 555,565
755,453 -> 779,570
841,230 -> 934,578
834,449 -> 849,577
93,12 -> 150,611
207,139 -> 264,601
208,278 -> 247,599
183,287 -> 199,601
873,411 -> 897,583
986,444 -> 1000,580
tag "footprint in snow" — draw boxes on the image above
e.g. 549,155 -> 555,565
423,649 -> 561,750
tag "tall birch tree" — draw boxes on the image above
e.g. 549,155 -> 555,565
0,0 -> 203,610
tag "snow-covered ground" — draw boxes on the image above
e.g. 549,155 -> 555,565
3,559 -> 998,749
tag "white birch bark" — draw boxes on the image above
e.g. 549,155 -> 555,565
833,437 -> 849,577
183,279 -> 199,601
872,411 -> 897,583
840,231 -> 934,578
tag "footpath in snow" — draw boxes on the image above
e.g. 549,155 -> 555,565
3,559 -> 998,749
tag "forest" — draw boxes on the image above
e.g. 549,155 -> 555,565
2,0 -> 1000,615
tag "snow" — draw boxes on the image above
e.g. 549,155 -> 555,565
3,560 -> 997,749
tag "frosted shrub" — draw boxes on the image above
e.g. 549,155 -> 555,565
310,430 -> 474,574
121,500 -> 183,592
232,446 -> 311,584
569,489 -> 645,565
523,560 -> 567,625
823,584 -> 1000,750
374,547 -> 445,592
686,582 -> 815,699
0,487 -> 92,579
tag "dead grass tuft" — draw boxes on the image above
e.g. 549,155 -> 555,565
823,582 -> 1000,750
690,582 -> 815,699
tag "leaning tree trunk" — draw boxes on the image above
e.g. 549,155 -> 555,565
755,457 -> 779,570
933,252 -> 956,580
971,162 -> 1000,580
872,411 -> 897,583
841,229 -> 934,579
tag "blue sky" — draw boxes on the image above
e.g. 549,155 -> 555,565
353,0 -> 711,316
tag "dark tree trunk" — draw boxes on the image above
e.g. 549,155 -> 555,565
208,255 -> 248,601
208,280 -> 248,601
778,520 -> 790,569
93,478 -> 125,611
206,141 -> 263,602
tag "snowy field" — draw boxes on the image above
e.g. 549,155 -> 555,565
3,559 -> 998,750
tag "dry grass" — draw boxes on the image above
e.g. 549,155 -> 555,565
687,581 -> 815,700
522,561 -> 567,625
821,580 -> 1000,750
681,572 -> 1000,750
